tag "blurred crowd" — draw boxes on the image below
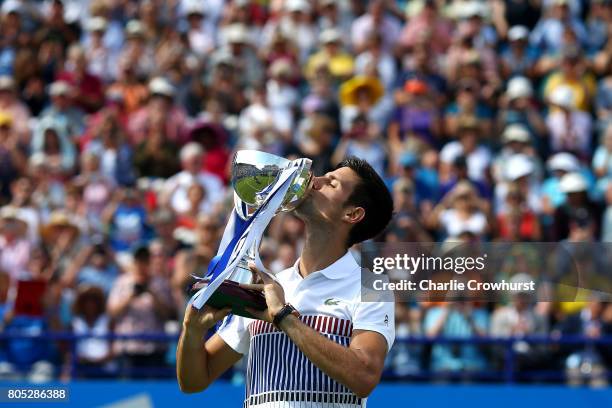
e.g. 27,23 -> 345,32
0,0 -> 612,383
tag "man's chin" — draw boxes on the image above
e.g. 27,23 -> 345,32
293,195 -> 315,220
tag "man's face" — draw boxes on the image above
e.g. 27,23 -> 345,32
134,258 -> 151,281
295,167 -> 361,225
183,154 -> 203,173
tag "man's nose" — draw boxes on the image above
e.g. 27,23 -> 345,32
312,176 -> 331,190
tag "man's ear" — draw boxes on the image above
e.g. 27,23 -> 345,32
344,206 -> 365,225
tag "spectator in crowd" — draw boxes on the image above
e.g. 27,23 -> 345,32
305,28 -> 355,81
332,114 -> 387,177
0,76 -> 31,143
38,81 -> 85,142
69,285 -> 114,378
161,142 -> 225,215
188,121 -> 231,184
496,77 -> 547,154
440,118 -> 492,185
0,206 -> 31,281
593,124 -> 612,196
388,78 -> 442,157
62,238 -> 120,295
107,245 -> 174,378
553,172 -> 603,240
424,302 -> 490,373
56,44 -> 104,114
500,26 -> 538,79
556,296 -> 612,386
399,0 -> 453,57
128,77 -> 189,146
541,152 -> 582,217
490,274 -> 551,371
529,0 -> 587,56
495,183 -> 542,241
102,187 -> 152,254
0,111 -> 26,203
351,0 -> 402,53
427,181 -> 490,240
173,214 -> 221,314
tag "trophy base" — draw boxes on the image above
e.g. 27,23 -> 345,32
206,280 -> 267,319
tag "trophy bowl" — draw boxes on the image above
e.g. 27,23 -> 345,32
232,150 -> 313,219
204,151 -> 313,317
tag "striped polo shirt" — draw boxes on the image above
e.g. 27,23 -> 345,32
218,252 -> 395,408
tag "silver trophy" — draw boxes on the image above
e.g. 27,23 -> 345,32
203,150 -> 313,317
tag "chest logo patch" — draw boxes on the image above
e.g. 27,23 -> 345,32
324,298 -> 341,306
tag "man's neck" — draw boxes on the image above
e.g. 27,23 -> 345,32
298,224 -> 348,279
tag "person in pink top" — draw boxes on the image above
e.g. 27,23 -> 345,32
399,0 -> 454,56
127,77 -> 189,146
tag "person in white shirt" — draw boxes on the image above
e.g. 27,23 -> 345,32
177,157 -> 395,407
161,142 -> 225,215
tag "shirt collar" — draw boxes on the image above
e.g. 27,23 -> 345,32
292,251 -> 359,280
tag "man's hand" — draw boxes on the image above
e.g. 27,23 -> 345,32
243,262 -> 286,322
183,304 -> 231,335
177,304 -> 241,393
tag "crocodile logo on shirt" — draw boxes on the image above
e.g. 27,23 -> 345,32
324,298 -> 341,306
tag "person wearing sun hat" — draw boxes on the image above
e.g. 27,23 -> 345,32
127,76 -> 189,145
545,85 -> 593,159
212,23 -> 263,87
183,0 -> 214,57
40,209 -> 82,247
498,76 -> 548,155
339,76 -> 385,107
494,153 -> 542,215
0,206 -> 32,281
540,152 -> 585,213
305,28 -> 355,81
542,46 -> 596,113
439,116 -> 492,184
551,172 -> 603,240
260,0 -> 316,63
492,124 -> 540,184
500,26 -> 537,78
338,75 -> 388,134
82,16 -> 115,83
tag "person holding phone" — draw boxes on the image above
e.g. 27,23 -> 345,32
107,244 -> 174,378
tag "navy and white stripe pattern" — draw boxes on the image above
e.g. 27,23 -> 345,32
244,315 -> 363,407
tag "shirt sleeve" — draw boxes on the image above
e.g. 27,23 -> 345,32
352,299 -> 395,351
216,315 -> 251,355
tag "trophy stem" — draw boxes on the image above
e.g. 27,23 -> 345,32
232,244 -> 257,284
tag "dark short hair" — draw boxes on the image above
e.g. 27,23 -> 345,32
133,245 -> 151,262
336,157 -> 393,247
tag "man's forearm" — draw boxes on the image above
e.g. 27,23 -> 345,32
176,327 -> 209,393
278,315 -> 381,398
